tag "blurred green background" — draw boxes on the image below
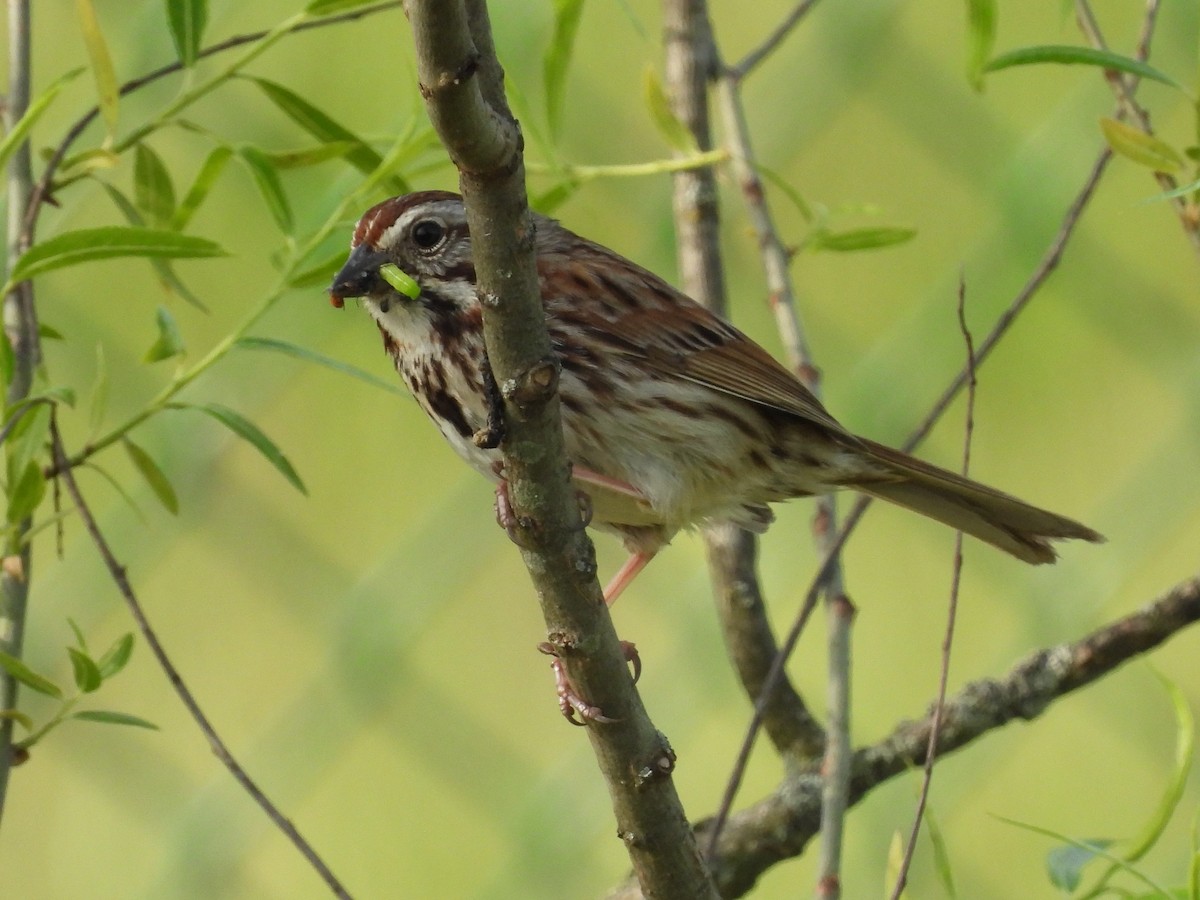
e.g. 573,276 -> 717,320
2,1 -> 1198,897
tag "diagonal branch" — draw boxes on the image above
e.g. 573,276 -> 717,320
608,572 -> 1200,898
406,1 -> 718,896
47,417 -> 351,897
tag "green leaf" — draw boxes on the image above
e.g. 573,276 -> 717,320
265,141 -> 360,169
964,0 -> 997,92
96,633 -> 135,679
123,439 -> 179,515
134,143 -> 177,228
0,650 -> 63,698
1100,117 -> 1184,173
84,461 -> 146,522
236,336 -> 403,394
304,0 -> 377,13
808,226 -> 916,252
6,402 -> 51,489
175,402 -> 306,493
237,145 -> 293,235
67,618 -> 89,653
71,709 -> 159,730
0,709 -> 34,731
249,78 -> 408,192
7,460 -> 47,524
643,67 -> 697,153
983,45 -> 1182,90
885,832 -> 910,900
926,809 -> 958,899
0,68 -> 84,176
7,227 -> 227,288
89,344 -> 109,439
0,331 -> 13,397
172,145 -> 233,231
143,306 -> 187,364
75,0 -> 121,137
1047,840 -> 1113,891
531,180 -> 582,215
995,816 -> 1171,897
543,0 -> 584,138
165,0 -> 208,68
67,647 -> 102,693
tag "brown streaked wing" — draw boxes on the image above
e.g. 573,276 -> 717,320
602,297 -> 852,436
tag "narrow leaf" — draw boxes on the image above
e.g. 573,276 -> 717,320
172,145 -> 232,231
7,461 -> 47,524
123,439 -> 179,514
165,0 -> 208,68
0,68 -> 84,176
266,141 -> 359,169
175,402 -> 306,493
75,0 -> 121,137
809,226 -> 916,252
984,45 -> 1181,90
237,145 -> 293,235
143,306 -> 186,364
1047,840 -> 1113,891
543,0 -> 584,137
249,78 -> 403,188
134,143 -> 177,227
8,227 -> 226,287
72,710 -> 159,730
1100,117 -> 1183,173
885,832 -> 910,900
0,709 -> 34,731
926,810 -> 958,899
97,633 -> 135,679
304,0 -> 379,16
0,650 -> 63,698
6,402 -> 51,488
965,0 -> 997,92
67,618 -> 89,653
67,648 -> 102,693
643,67 -> 698,153
236,336 -> 403,394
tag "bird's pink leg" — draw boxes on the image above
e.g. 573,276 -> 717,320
602,551 -> 655,606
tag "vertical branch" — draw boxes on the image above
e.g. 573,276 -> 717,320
0,0 -> 38,829
662,0 -> 817,761
713,4 -> 853,889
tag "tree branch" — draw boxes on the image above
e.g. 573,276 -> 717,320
607,573 -> 1200,898
406,2 -> 718,895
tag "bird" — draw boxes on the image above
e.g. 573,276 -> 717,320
329,190 -> 1102,607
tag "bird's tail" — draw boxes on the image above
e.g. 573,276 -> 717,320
851,439 -> 1103,564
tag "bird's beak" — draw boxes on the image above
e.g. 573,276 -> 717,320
328,244 -> 388,309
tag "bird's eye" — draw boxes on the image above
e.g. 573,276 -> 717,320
411,218 -> 446,252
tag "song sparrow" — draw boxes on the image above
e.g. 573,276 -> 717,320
329,191 -> 1102,604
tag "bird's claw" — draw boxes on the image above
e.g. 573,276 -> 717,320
537,640 -> 640,726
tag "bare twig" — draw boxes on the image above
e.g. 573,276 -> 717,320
0,0 -> 35,831
704,111 -> 1114,861
48,416 -> 351,898
888,277 -> 976,899
408,2 -> 718,896
730,0 -> 823,81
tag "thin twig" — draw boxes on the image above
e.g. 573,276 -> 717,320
730,0 -> 823,81
48,416 -> 352,898
888,276 -> 976,899
1073,0 -> 1199,254
704,115 -> 1114,860
0,0 -> 35,832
